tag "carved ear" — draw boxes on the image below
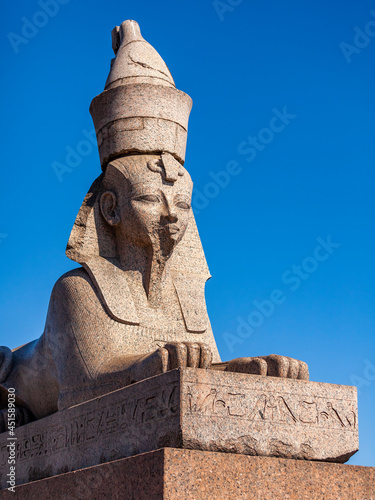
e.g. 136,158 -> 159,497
100,191 -> 120,226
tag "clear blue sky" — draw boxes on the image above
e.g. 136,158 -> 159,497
1,0 -> 374,466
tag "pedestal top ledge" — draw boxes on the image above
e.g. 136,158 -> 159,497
0,368 -> 358,488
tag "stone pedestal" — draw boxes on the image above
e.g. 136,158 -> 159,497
0,448 -> 374,499
0,368 -> 359,489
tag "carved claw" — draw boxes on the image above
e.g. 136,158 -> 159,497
225,355 -> 309,381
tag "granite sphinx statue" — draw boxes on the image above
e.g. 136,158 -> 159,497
0,20 -> 309,430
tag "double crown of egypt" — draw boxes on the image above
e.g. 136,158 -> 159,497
0,20 -> 309,431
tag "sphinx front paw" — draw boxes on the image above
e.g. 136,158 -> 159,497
225,354 -> 309,381
0,406 -> 34,434
130,342 -> 213,383
0,347 -> 13,383
161,342 -> 212,370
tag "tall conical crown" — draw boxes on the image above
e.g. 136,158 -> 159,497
90,20 -> 192,168
105,20 -> 175,90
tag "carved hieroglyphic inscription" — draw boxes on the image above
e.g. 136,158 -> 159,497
181,374 -> 358,462
186,384 -> 357,431
0,382 -> 178,468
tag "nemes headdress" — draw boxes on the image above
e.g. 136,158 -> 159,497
66,21 -> 210,334
90,20 -> 193,168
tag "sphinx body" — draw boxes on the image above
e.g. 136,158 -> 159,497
0,21 -> 308,429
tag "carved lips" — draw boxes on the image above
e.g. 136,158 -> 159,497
167,224 -> 180,235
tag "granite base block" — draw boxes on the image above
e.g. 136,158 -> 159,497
0,368 -> 359,488
0,448 -> 374,500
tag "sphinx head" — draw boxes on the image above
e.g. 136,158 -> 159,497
99,154 -> 193,260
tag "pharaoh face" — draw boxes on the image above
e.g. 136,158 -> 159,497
100,155 -> 193,257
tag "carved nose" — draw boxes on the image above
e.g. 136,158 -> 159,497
165,210 -> 178,222
162,201 -> 178,222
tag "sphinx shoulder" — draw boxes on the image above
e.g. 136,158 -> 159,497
49,267 -> 103,312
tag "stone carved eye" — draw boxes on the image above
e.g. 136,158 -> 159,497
175,201 -> 190,210
174,195 -> 191,210
134,194 -> 161,203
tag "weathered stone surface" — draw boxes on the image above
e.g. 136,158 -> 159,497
0,368 -> 358,488
90,83 -> 192,168
1,449 -> 374,500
